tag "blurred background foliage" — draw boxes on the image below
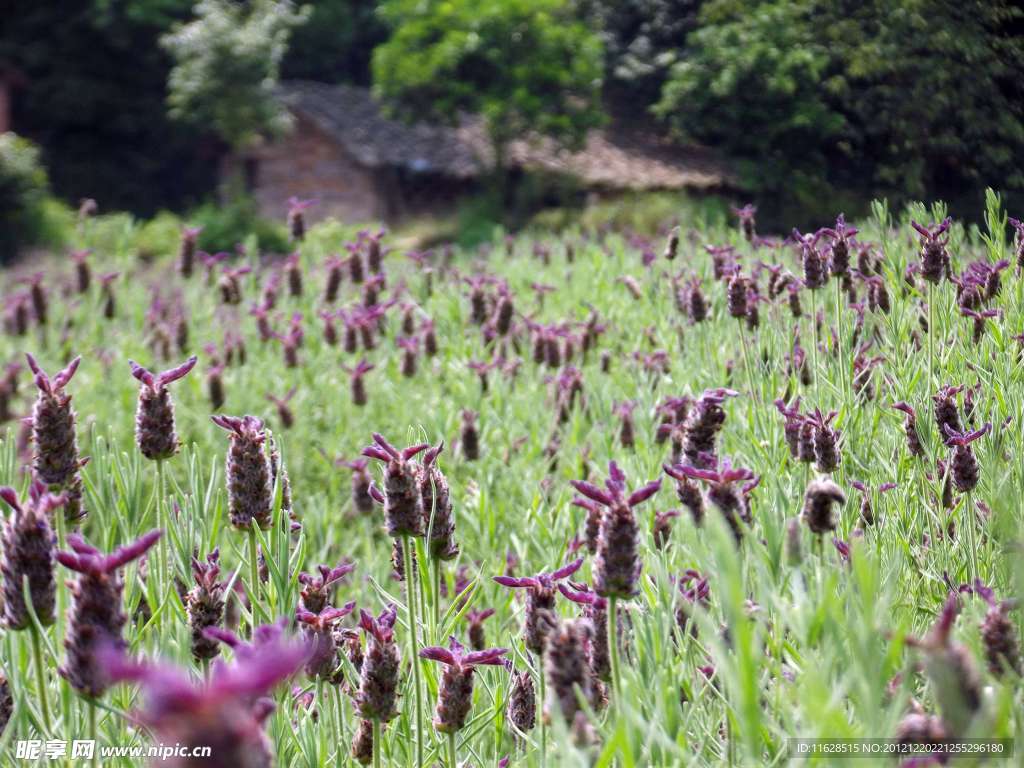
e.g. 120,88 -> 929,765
2,0 -> 1023,255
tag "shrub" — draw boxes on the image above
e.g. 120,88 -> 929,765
0,133 -> 67,260
190,197 -> 290,255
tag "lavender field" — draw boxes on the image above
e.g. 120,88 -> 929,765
1,194 -> 1023,767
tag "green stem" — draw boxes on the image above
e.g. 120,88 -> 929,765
403,536 -> 423,768
29,620 -> 51,735
964,492 -> 979,584
431,558 -> 441,638
247,526 -> 262,625
810,289 -> 820,402
88,698 -> 98,768
608,596 -> 621,699
537,660 -> 547,768
372,718 -> 382,768
927,282 -> 935,389
446,731 -> 457,768
835,278 -> 847,405
155,459 -> 166,620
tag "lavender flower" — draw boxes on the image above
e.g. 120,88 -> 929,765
178,226 -> 201,278
892,402 -> 925,457
733,204 -> 756,242
363,434 -> 428,538
298,562 -> 355,614
506,667 -> 536,734
907,595 -> 982,736
683,388 -> 738,467
297,602 -> 356,680
211,415 -> 273,530
970,581 -> 1021,677
287,197 -> 316,243
943,423 -> 990,493
1,482 -> 63,629
466,608 -> 495,651
58,529 -> 162,696
544,617 -> 591,725
801,478 -> 845,535
460,409 -> 479,461
26,354 -> 83,490
0,669 -> 10,736
129,356 -> 197,461
818,214 -> 857,278
420,637 -> 508,733
103,620 -> 307,767
355,605 -> 400,722
342,359 -> 375,407
666,458 -> 758,541
339,458 -> 375,515
418,442 -> 458,560
807,408 -> 841,473
571,462 -> 660,598
673,569 -> 710,638
493,558 -> 583,654
186,549 -> 225,661
911,218 -> 952,284
792,229 -> 826,290
559,582 -> 612,681
849,481 -> 896,526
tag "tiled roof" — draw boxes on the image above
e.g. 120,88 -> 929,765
277,81 -> 726,191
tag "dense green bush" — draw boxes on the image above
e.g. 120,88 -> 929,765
0,133 -> 72,259
191,197 -> 290,254
657,0 -> 1024,226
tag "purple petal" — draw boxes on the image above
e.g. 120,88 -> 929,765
156,356 -> 198,388
569,481 -> 612,507
627,479 -> 662,507
549,557 -> 584,581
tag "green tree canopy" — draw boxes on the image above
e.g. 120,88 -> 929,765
161,0 -> 310,151
657,0 -> 1024,223
372,0 -> 606,168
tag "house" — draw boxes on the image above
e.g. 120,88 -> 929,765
233,80 -> 727,225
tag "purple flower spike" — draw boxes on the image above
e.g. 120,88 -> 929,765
129,356 -> 198,392
420,637 -> 508,733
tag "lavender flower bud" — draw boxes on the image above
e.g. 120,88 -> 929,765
421,639 -> 508,733
981,599 -> 1021,677
298,603 -> 355,680
26,354 -> 82,489
663,226 -> 680,260
178,227 -> 201,278
363,434 -> 427,538
912,219 -> 952,285
350,719 -> 375,765
461,410 -> 479,461
355,606 -> 401,722
727,272 -> 749,319
545,618 -> 591,725
419,443 -> 458,560
801,478 -> 845,535
187,549 -> 225,661
1,483 -> 62,629
507,669 -> 536,733
0,669 -> 10,736
129,357 -> 196,461
211,415 -> 273,530
58,529 -> 162,697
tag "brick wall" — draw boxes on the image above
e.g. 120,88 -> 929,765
246,115 -> 386,226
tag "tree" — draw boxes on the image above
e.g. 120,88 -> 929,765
1,0 -> 216,216
372,0 -> 605,174
578,0 -> 703,109
657,0 -> 1024,224
161,0 -> 310,151
282,0 -> 387,86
